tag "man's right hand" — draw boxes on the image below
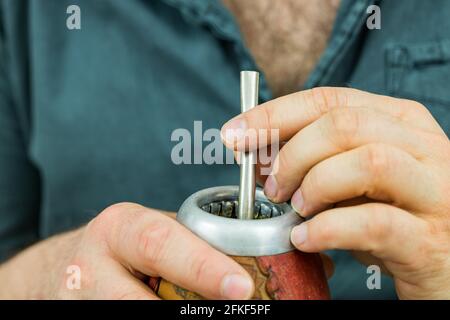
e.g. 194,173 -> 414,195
0,203 -> 254,300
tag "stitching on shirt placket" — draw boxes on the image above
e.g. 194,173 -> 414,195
159,0 -> 272,103
384,45 -> 410,96
305,0 -> 376,89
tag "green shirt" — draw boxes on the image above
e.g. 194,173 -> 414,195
1,0 -> 449,299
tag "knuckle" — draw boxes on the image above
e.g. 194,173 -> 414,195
301,88 -> 330,117
303,167 -> 325,199
86,202 -> 144,240
93,203 -> 142,228
408,100 -> 431,117
365,205 -> 393,249
323,108 -> 362,148
305,87 -> 348,116
359,144 -> 395,179
260,103 -> 279,133
313,221 -> 336,246
136,219 -> 172,267
102,202 -> 143,216
388,97 -> 429,120
426,218 -> 450,246
189,249 -> 212,284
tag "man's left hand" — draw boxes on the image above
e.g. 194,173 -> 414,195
221,87 -> 450,299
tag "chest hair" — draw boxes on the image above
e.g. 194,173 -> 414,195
222,0 -> 340,97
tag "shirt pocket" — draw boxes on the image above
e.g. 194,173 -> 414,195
385,39 -> 450,135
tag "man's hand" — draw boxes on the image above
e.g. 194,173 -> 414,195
0,203 -> 254,299
221,87 -> 450,299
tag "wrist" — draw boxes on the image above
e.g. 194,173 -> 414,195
0,228 -> 83,299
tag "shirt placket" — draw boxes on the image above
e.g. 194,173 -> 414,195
158,0 -> 272,103
304,0 -> 377,89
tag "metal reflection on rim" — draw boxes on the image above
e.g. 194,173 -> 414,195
176,186 -> 303,256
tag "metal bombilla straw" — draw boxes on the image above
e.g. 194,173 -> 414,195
176,71 -> 302,256
238,71 -> 258,220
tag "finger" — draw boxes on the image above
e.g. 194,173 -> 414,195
293,143 -> 436,217
256,144 -> 281,186
221,87 -> 442,151
290,203 -> 428,265
103,204 -> 254,300
234,142 -> 283,186
263,107 -> 429,202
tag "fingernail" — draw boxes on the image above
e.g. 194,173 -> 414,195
221,117 -> 247,145
221,274 -> 253,300
264,175 -> 278,200
291,223 -> 308,247
291,190 -> 305,216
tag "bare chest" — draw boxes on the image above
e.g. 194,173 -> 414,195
222,0 -> 340,96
